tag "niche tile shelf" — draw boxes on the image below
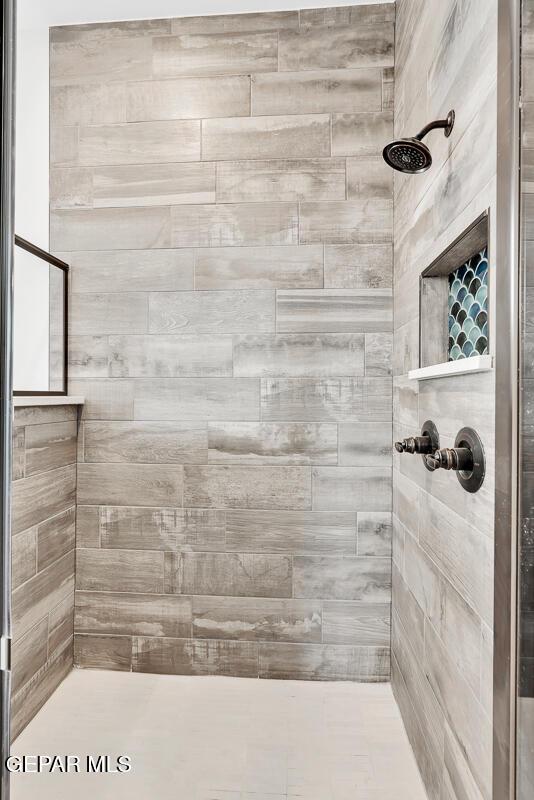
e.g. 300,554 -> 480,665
408,355 -> 493,381
411,211 -> 492,381
448,247 -> 488,361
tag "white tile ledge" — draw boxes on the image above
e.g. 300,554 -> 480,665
408,355 -> 493,381
13,395 -> 84,407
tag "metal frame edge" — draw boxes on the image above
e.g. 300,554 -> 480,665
494,0 -> 521,797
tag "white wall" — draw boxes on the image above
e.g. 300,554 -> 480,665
14,21 -> 51,391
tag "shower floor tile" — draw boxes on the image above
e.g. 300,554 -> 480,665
10,670 -> 427,800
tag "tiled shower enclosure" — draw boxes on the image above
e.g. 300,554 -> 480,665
49,6 -> 395,680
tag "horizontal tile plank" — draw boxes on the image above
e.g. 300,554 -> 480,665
51,207 -> 171,251
299,5 -> 395,27
12,551 -> 74,640
276,289 -> 393,333
322,601 -> 391,645
234,334 -> 365,377
347,156 -> 393,199
171,202 -> 298,248
170,11 -> 298,34
48,594 -> 74,657
194,245 -> 323,290
68,379 -> 135,421
76,549 -> 164,593
339,423 -> 393,466
126,75 -> 250,122
203,115 -> 330,160
260,377 -> 392,422
50,83 -> 126,126
14,405 -> 77,427
258,642 -> 389,680
133,637 -> 258,677
165,552 -> 292,597
419,493 -> 493,625
332,111 -> 393,156
153,31 -> 278,78
12,465 -> 76,535
324,243 -> 393,289
74,634 -> 132,671
77,464 -> 183,507
74,119 -> 201,166
12,427 -> 25,480
192,596 -> 321,642
148,290 -> 275,334
207,421 -> 337,465
251,69 -> 383,115
50,167 -> 93,209
293,555 -> 391,600
12,640 -> 72,738
12,528 -> 37,590
300,200 -> 393,245
68,336 -> 109,379
133,378 -> 260,421
93,162 -> 216,208
25,421 -> 77,476
225,509 -> 356,555
12,619 -> 49,694
51,19 -> 172,44
108,334 -> 233,378
94,506 -> 225,551
279,23 -> 394,71
357,512 -> 393,557
217,158 -> 345,203
66,249 -> 194,294
83,421 -> 207,464
365,332 -> 392,376
50,36 -> 151,85
312,466 -> 392,511
69,293 -> 148,335
37,507 -> 76,572
75,591 -> 191,637
183,465 -> 311,509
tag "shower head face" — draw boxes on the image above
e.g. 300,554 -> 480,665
382,138 -> 432,174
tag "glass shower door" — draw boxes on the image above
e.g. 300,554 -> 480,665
0,0 -> 16,797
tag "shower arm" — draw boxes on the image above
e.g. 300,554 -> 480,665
415,110 -> 455,141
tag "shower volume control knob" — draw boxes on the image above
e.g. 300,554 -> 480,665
424,447 -> 473,472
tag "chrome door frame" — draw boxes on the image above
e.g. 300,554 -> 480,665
0,0 -> 15,797
494,0 -> 521,798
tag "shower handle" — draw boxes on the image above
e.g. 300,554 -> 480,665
424,447 -> 472,472
394,420 -> 440,472
395,435 -> 434,455
423,427 -> 485,493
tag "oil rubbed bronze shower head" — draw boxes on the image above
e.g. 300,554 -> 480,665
382,110 -> 455,174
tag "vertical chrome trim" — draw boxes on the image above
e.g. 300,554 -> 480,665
494,0 -> 520,798
0,0 -> 15,797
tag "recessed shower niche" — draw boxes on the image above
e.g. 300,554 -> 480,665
409,210 -> 493,380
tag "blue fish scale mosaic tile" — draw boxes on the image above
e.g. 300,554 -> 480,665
448,246 -> 488,361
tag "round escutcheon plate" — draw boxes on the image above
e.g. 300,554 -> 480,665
454,427 -> 485,493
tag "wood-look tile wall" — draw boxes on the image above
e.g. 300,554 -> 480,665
11,404 -> 78,739
392,1 -> 496,799
49,4 -> 394,682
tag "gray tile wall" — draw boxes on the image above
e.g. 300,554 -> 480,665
11,404 -> 78,740
49,5 -> 395,681
392,1 -> 496,799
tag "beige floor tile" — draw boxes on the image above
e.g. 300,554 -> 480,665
11,671 -> 427,800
